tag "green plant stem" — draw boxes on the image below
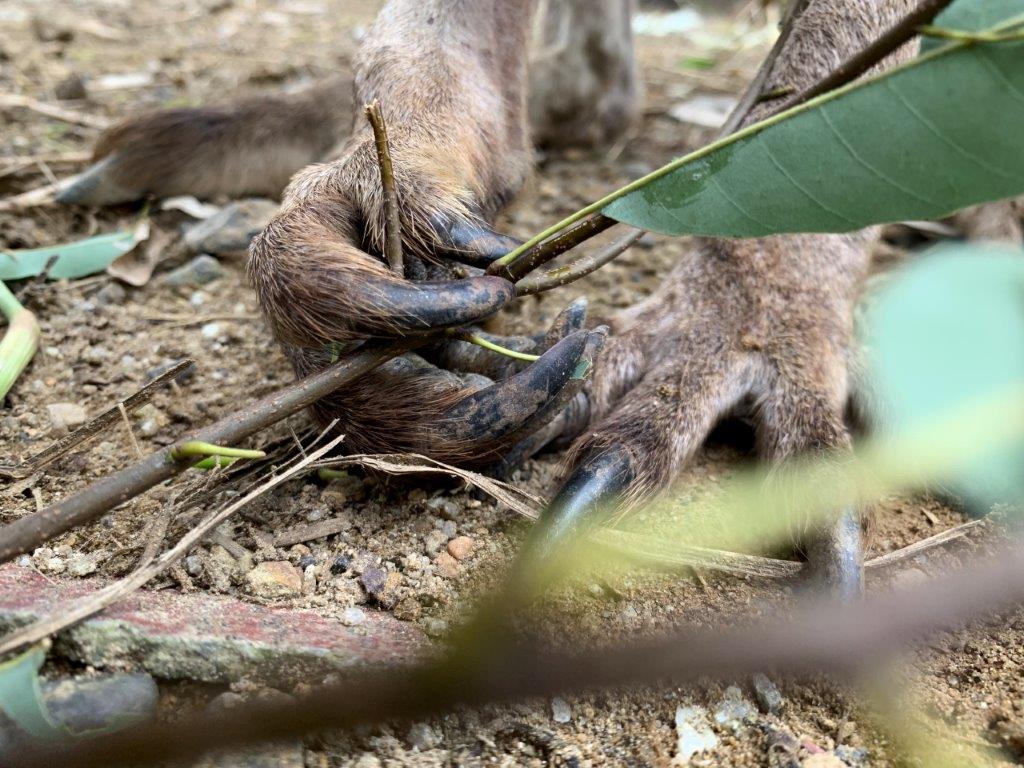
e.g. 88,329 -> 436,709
446,330 -> 540,362
918,25 -> 1024,42
0,281 -> 40,402
192,456 -> 239,470
318,468 -> 348,481
168,442 -> 265,462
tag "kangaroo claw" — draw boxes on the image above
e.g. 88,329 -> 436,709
431,213 -> 522,266
359,274 -> 514,336
56,155 -> 139,207
805,506 -> 863,600
523,445 -> 635,565
441,327 -> 605,454
541,296 -> 589,349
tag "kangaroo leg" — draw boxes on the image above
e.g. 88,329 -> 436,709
58,77 -> 352,205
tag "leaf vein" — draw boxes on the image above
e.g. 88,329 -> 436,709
758,137 -> 861,227
708,174 -> 773,233
818,108 -> 942,208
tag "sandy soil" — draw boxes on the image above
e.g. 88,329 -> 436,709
2,1 -> 1023,765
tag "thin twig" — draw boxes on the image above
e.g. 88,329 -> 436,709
1,360 -> 194,479
118,402 -> 144,459
488,214 -> 618,282
775,0 -> 956,112
364,100 -> 404,277
718,0 -> 813,136
515,229 -> 645,296
865,518 -> 985,570
0,94 -> 111,130
0,343 -> 408,564
0,434 -> 343,658
12,543 -> 1024,768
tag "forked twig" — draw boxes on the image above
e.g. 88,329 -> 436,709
515,228 -> 645,296
364,100 -> 404,277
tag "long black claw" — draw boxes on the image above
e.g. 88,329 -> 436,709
56,155 -> 138,206
521,446 -> 636,568
805,506 -> 863,600
360,275 -> 514,336
431,213 -> 523,266
542,297 -> 589,349
442,328 -> 603,452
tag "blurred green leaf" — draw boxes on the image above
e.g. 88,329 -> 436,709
678,55 -> 716,70
0,228 -> 143,281
865,245 -> 1024,508
0,645 -> 64,741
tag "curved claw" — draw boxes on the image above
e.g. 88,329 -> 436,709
56,155 -> 138,207
361,274 -> 514,336
541,296 -> 589,349
442,328 -> 604,452
805,506 -> 862,600
517,446 -> 636,574
431,213 -> 523,267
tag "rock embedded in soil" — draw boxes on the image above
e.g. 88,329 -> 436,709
433,552 -> 460,578
184,198 -> 279,256
246,561 -> 302,598
674,704 -> 718,764
407,722 -> 441,750
46,402 -> 86,432
164,254 -> 226,287
752,673 -> 784,715
714,685 -> 756,731
360,566 -> 388,597
423,529 -> 447,555
447,536 -> 476,561
551,697 -> 572,723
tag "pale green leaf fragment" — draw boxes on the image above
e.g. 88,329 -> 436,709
0,225 -> 147,281
0,645 -> 65,741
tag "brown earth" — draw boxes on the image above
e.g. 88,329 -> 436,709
1,1 -> 1022,765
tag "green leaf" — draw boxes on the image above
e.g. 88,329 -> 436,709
864,244 -> 1024,508
598,9 -> 1024,237
0,645 -> 65,741
921,0 -> 1023,52
0,230 -> 141,281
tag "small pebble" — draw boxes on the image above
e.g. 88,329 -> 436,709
446,536 -> 476,561
67,552 -> 99,577
360,566 -> 388,597
184,554 -> 204,577
433,552 -> 460,578
164,254 -> 225,287
329,554 -> 352,575
423,530 -> 447,556
675,704 -> 718,764
246,561 -> 302,598
406,721 -> 441,750
94,282 -> 126,305
201,322 -> 224,340
551,697 -> 571,723
341,606 -> 367,626
752,673 -> 784,715
714,685 -> 756,731
55,73 -> 88,100
425,496 -> 459,519
298,554 -> 316,569
46,402 -> 86,432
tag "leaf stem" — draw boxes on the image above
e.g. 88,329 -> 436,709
168,442 -> 265,462
0,281 -> 40,402
364,100 -> 404,278
446,330 -> 540,362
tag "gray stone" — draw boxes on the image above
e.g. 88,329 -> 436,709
341,607 -> 367,627
423,530 -> 447,556
407,721 -> 441,750
94,281 -> 127,305
46,402 -> 86,432
551,697 -> 572,723
713,685 -> 756,732
360,566 -> 388,597
184,198 -> 279,256
165,255 -> 225,287
752,673 -> 784,715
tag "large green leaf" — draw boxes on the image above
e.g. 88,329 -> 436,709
921,0 -> 1023,51
596,6 -> 1024,237
864,245 -> 1024,509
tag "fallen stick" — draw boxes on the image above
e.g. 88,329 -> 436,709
13,541 -> 1024,768
1,359 -> 195,479
0,343 -> 406,564
0,434 -> 344,657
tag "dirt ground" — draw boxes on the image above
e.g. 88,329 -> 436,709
2,1 -> 1024,766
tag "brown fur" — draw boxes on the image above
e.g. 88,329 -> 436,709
247,0 -> 536,463
91,77 -> 351,201
571,0 -> 920,517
